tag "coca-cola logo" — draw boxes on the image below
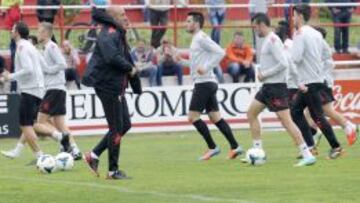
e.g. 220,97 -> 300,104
333,85 -> 360,118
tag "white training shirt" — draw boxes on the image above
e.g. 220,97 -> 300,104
284,39 -> 299,89
321,39 -> 335,88
41,40 -> 67,91
291,25 -> 326,85
258,31 -> 288,84
188,30 -> 225,84
10,39 -> 45,99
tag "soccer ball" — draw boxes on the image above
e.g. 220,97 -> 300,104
55,152 -> 74,171
245,148 -> 266,166
37,154 -> 56,174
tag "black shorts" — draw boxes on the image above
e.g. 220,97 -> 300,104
19,93 -> 42,126
288,88 -> 299,108
319,86 -> 335,105
189,82 -> 219,113
255,83 -> 289,112
39,89 -> 66,116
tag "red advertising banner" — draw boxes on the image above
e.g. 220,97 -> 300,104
333,80 -> 360,124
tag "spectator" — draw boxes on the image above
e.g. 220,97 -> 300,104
0,0 -> 23,92
146,0 -> 187,48
284,0 -> 311,23
326,0 -> 355,54
225,31 -> 255,83
62,40 -> 82,89
36,0 -> 60,24
147,0 -> 171,48
131,39 -> 158,87
0,55 -> 5,74
206,0 -> 226,45
156,38 -> 183,85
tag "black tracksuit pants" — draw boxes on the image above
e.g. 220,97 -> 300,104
290,83 -> 340,149
93,88 -> 131,172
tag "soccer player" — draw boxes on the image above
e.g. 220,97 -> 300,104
310,26 -> 357,146
83,7 -> 138,180
0,22 -> 46,160
36,22 -> 81,158
181,11 -> 242,161
247,13 -> 316,167
291,4 -> 343,159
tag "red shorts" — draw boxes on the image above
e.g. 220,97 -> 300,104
4,5 -> 21,30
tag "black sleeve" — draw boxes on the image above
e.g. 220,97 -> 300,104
97,30 -> 133,73
0,56 -> 5,74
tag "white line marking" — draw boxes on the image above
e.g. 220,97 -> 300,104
0,176 -> 251,203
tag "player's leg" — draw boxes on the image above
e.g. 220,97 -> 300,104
1,133 -> 26,158
208,111 -> 242,159
189,83 -> 219,160
206,82 -> 242,159
323,103 -> 357,146
290,92 -> 315,149
276,109 -> 316,166
35,113 -> 63,141
247,88 -> 267,149
304,108 -> 322,147
306,84 -> 342,159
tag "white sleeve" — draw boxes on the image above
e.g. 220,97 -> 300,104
291,33 -> 305,65
261,39 -> 287,78
42,45 -> 67,74
199,35 -> 225,71
10,48 -> 33,80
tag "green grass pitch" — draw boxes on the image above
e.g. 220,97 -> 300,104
0,129 -> 359,203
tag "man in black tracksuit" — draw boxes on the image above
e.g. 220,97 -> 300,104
83,7 -> 141,180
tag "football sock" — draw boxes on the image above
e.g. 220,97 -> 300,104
215,119 -> 238,149
52,131 -> 62,142
299,143 -> 313,159
35,151 -> 43,158
345,121 -> 355,135
91,151 -> 99,160
253,139 -> 262,149
193,119 -> 216,149
14,142 -> 25,155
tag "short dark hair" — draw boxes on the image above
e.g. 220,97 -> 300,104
276,20 -> 290,42
234,31 -> 244,37
293,4 -> 311,22
313,26 -> 327,39
251,13 -> 271,27
15,21 -> 30,40
187,11 -> 205,29
29,35 -> 38,45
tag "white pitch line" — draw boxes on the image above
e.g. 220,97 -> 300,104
0,176 -> 252,203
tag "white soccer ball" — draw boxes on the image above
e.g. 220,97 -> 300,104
245,148 -> 266,166
37,154 -> 56,174
55,152 -> 74,171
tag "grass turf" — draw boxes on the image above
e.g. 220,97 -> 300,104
0,129 -> 359,203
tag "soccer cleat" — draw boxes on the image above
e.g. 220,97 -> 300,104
106,170 -> 131,180
346,128 -> 357,146
73,151 -> 83,161
1,149 -> 19,159
227,146 -> 243,159
60,132 -> 71,153
199,147 -> 220,161
83,152 -> 100,177
296,147 -> 318,159
327,147 -> 344,159
294,156 -> 317,167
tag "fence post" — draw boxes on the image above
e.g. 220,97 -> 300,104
59,4 -> 65,46
173,3 -> 178,46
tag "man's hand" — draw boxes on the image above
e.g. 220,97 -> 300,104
129,67 -> 137,77
243,60 -> 251,68
196,67 -> 206,75
257,72 -> 264,81
299,84 -> 308,93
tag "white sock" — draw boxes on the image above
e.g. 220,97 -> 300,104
108,171 -> 115,176
52,131 -> 62,142
35,151 -> 44,158
13,142 -> 25,154
344,121 -> 355,135
72,144 -> 80,154
299,143 -> 313,159
91,152 -> 99,159
253,139 -> 263,149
